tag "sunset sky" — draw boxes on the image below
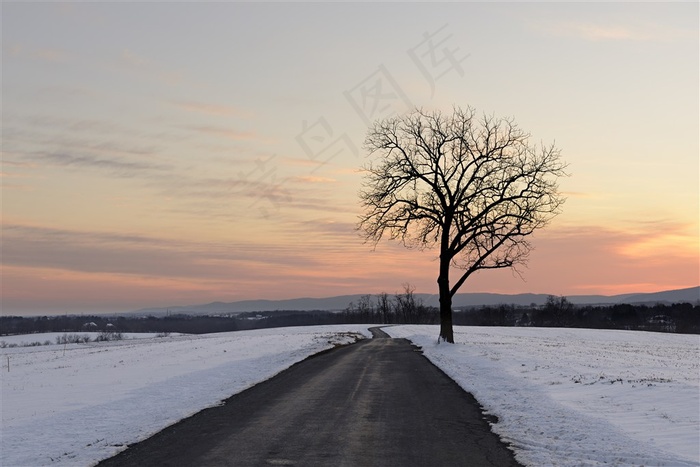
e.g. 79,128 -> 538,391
2,2 -> 698,315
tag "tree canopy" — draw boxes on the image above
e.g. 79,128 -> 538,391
359,107 -> 567,342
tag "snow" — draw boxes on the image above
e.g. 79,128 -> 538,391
0,332 -> 184,347
2,325 -> 698,467
0,326 -> 372,467
385,325 -> 700,466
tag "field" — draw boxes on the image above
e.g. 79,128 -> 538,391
1,325 -> 698,466
387,326 -> 699,466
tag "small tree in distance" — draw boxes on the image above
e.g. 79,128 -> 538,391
358,107 -> 567,343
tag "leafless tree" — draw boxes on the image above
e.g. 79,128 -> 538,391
359,107 -> 567,343
376,292 -> 392,324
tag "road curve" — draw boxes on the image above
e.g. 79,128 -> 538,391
98,330 -> 521,466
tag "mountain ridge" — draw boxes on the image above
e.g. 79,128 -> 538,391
131,286 -> 700,316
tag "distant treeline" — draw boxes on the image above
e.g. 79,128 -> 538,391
340,292 -> 699,334
455,297 -> 698,334
2,293 -> 698,337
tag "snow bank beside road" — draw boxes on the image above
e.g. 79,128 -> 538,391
386,325 -> 700,466
3,324 -> 697,467
1,326 -> 371,467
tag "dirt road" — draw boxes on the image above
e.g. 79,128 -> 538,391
98,330 -> 520,466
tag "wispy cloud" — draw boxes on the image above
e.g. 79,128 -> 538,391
513,223 -> 700,294
1,263 -> 241,314
281,157 -> 324,168
1,223 -> 325,280
0,171 -> 32,179
6,114 -> 120,134
114,48 -> 184,86
1,217 -> 433,313
170,100 -> 251,118
563,23 -> 637,41
561,191 -> 596,199
182,124 -> 257,141
290,219 -> 357,242
31,151 -> 169,176
2,114 -> 177,178
0,158 -> 39,169
3,43 -> 71,63
615,220 -> 698,260
535,20 -> 696,43
5,113 -> 192,151
292,175 -> 337,184
36,85 -> 99,101
120,48 -> 150,68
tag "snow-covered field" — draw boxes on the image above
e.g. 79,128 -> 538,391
0,332 -> 184,348
1,325 -> 698,466
387,325 -> 700,466
0,326 -> 372,467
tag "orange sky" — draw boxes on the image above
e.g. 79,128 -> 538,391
2,3 -> 698,314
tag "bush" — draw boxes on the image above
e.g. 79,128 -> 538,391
56,333 -> 91,344
94,332 -> 123,342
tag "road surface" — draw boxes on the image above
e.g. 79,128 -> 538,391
98,329 -> 521,466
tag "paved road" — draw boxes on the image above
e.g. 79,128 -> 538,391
98,330 -> 520,466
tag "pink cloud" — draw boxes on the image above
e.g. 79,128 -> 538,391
502,225 -> 699,295
3,220 -> 696,315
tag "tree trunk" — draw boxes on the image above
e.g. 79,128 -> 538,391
438,255 -> 454,343
439,294 -> 454,343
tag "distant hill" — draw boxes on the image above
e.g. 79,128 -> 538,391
131,286 -> 699,317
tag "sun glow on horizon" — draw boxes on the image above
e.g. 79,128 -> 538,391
1,2 -> 697,314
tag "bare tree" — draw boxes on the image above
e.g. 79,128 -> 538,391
376,292 -> 392,324
543,295 -> 574,327
359,107 -> 567,343
394,283 -> 419,323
